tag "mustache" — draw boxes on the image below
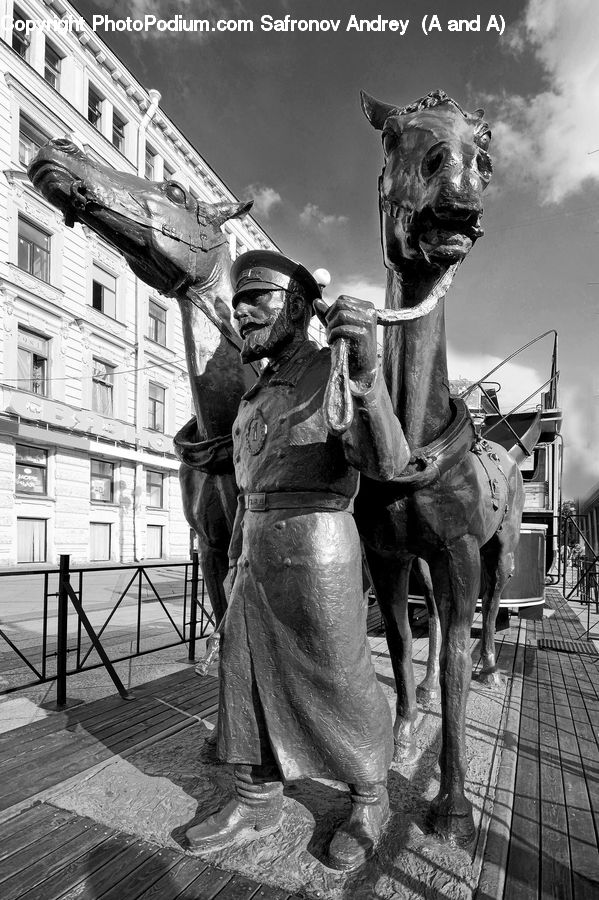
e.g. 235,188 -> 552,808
237,312 -> 281,338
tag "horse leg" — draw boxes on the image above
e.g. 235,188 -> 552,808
479,538 -> 515,686
413,558 -> 441,705
427,535 -> 480,845
180,465 -> 231,627
366,551 -> 418,763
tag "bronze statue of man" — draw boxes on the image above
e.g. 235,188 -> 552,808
186,250 -> 410,870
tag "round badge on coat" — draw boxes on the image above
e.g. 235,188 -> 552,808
246,408 -> 268,455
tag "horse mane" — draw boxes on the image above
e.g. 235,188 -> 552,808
397,89 -> 483,125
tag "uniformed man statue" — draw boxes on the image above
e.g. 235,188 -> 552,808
186,250 -> 410,871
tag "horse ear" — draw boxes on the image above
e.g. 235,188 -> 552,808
211,200 -> 253,226
473,108 -> 485,120
361,90 -> 398,130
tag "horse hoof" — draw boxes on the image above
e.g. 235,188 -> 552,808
478,669 -> 504,688
416,683 -> 438,706
426,797 -> 475,846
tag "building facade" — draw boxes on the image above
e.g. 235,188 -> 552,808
0,0 -> 277,565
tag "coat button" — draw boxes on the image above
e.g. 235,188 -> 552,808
234,427 -> 241,436
235,454 -> 240,463
244,559 -> 250,568
283,557 -> 292,567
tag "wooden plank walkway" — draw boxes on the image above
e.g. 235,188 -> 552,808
2,592 -> 598,898
0,803 -> 295,899
478,587 -> 599,899
0,667 -> 219,821
0,665 -> 298,899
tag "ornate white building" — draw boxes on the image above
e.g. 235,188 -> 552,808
0,0 -> 276,565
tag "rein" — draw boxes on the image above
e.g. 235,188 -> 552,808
324,261 -> 461,436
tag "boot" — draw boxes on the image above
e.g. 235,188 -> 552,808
327,782 -> 389,871
186,765 -> 283,852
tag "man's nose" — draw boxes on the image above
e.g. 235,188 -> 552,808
233,301 -> 247,321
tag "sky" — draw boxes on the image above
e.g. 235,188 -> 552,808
70,0 -> 599,497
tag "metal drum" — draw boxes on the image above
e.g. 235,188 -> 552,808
500,523 -> 547,607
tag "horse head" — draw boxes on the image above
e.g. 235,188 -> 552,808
361,89 -> 492,271
28,139 -> 252,296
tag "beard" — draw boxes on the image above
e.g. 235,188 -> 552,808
240,305 -> 295,363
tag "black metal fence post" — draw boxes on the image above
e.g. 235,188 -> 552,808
56,554 -> 70,708
188,551 -> 199,662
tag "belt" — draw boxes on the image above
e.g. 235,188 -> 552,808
243,491 -> 353,512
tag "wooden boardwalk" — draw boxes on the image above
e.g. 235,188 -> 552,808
478,587 -> 599,899
0,668 -> 297,899
1,591 -> 597,898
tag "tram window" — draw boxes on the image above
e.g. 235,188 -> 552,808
522,446 -> 546,482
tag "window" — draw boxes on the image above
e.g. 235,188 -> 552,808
112,111 -> 126,153
148,382 -> 165,432
16,445 -> 48,494
146,525 -> 163,558
18,217 -> 50,282
91,264 -> 117,318
147,300 -> 166,345
90,459 -> 114,503
19,114 -> 49,167
88,85 -> 103,129
17,518 -> 46,563
44,42 -> 62,90
18,327 -> 48,396
146,470 -> 164,508
145,145 -> 156,180
92,359 -> 114,416
12,8 -> 30,59
163,162 -> 175,182
90,523 -> 111,561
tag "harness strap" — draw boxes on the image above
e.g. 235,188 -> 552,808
243,491 -> 353,513
471,438 -> 510,527
390,398 -> 475,488
173,419 -> 234,474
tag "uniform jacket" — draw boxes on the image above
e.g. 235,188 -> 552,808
217,340 -> 409,783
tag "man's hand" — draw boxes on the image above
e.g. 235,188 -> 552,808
314,295 -> 378,391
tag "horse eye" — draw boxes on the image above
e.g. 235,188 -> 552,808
477,130 -> 492,151
165,182 -> 187,205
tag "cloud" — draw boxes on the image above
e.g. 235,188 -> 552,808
560,385 -> 599,496
331,277 -> 386,308
491,0 -> 599,203
299,203 -> 349,232
447,345 -> 543,410
244,184 -> 282,219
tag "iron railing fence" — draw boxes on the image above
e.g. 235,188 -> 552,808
0,551 -> 215,706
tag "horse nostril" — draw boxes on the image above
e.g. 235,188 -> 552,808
51,138 -> 79,153
421,147 -> 446,180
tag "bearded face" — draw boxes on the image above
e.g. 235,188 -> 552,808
233,289 -> 297,363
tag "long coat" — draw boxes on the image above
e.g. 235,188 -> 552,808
217,341 -> 408,784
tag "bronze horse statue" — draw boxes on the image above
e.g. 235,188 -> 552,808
354,89 -> 525,843
28,140 -> 256,625
30,102 -> 524,846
